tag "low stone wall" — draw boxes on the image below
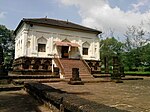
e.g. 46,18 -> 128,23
24,83 -> 128,112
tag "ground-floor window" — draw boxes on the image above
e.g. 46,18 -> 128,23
38,44 -> 46,52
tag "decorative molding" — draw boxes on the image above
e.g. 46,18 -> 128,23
36,30 -> 52,34
81,37 -> 92,39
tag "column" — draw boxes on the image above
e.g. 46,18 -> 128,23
22,31 -> 28,56
34,35 -> 38,54
31,35 -> 34,54
79,40 -> 82,57
92,40 -> 95,58
30,31 -> 37,56
50,37 -> 53,54
46,38 -> 50,55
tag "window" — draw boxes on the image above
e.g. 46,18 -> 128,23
83,48 -> 88,55
82,42 -> 90,55
37,37 -> 47,52
38,44 -> 46,52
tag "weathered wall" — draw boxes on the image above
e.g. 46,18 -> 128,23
15,23 -> 100,60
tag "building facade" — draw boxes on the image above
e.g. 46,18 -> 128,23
13,18 -> 102,78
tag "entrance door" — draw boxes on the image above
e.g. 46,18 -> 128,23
61,46 -> 69,58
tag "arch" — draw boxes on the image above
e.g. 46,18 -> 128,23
23,60 -> 31,69
32,60 -> 41,70
42,61 -> 50,70
37,36 -> 47,44
82,41 -> 90,48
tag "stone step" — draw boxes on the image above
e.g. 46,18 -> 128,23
64,74 -> 93,79
8,74 -> 59,79
12,78 -> 61,85
64,71 -> 90,74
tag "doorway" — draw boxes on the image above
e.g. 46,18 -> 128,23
61,46 -> 69,58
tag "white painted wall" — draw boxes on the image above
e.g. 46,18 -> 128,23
15,23 -> 100,60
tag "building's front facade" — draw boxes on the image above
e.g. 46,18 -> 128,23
13,18 -> 102,77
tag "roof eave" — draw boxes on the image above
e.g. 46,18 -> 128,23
14,18 -> 102,35
14,20 -> 24,35
26,21 -> 102,34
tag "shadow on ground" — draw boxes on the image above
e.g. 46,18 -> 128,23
0,90 -> 43,112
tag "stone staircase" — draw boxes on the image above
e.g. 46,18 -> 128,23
59,59 -> 93,79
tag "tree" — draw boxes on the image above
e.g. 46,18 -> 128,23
100,37 -> 124,65
124,25 -> 147,50
123,24 -> 149,69
0,25 -> 15,70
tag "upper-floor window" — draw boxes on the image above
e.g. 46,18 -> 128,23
37,37 -> 47,52
83,48 -> 88,55
82,42 -> 90,55
38,44 -> 46,52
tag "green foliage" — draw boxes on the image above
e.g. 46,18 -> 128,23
100,37 -> 124,65
0,25 -> 15,70
121,24 -> 150,70
100,36 -> 150,72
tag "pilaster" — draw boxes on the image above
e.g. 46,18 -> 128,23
22,30 -> 28,56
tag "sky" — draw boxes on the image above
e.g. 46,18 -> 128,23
0,0 -> 150,38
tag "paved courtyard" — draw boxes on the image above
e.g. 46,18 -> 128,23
45,77 -> 150,112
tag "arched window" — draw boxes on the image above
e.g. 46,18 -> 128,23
37,37 -> 47,52
82,42 -> 90,55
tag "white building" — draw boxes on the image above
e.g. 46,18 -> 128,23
13,18 -> 102,78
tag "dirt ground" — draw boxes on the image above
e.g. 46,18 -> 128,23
0,76 -> 150,112
45,76 -> 150,112
0,90 -> 50,112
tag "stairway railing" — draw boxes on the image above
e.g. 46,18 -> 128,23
81,58 -> 91,74
54,55 -> 65,75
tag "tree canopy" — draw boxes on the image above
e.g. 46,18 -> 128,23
0,25 -> 15,69
100,37 -> 124,65
100,24 -> 150,71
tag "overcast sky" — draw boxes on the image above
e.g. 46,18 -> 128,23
0,0 -> 150,38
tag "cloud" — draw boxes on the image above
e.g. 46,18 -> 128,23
0,11 -> 6,18
131,0 -> 149,12
60,0 -> 150,38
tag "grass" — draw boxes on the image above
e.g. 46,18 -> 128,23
125,71 -> 150,75
125,71 -> 150,74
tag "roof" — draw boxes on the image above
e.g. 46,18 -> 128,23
14,18 -> 102,35
55,41 -> 80,47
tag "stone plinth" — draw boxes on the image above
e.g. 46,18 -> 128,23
68,68 -> 84,85
12,56 -> 53,75
112,56 -> 123,83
